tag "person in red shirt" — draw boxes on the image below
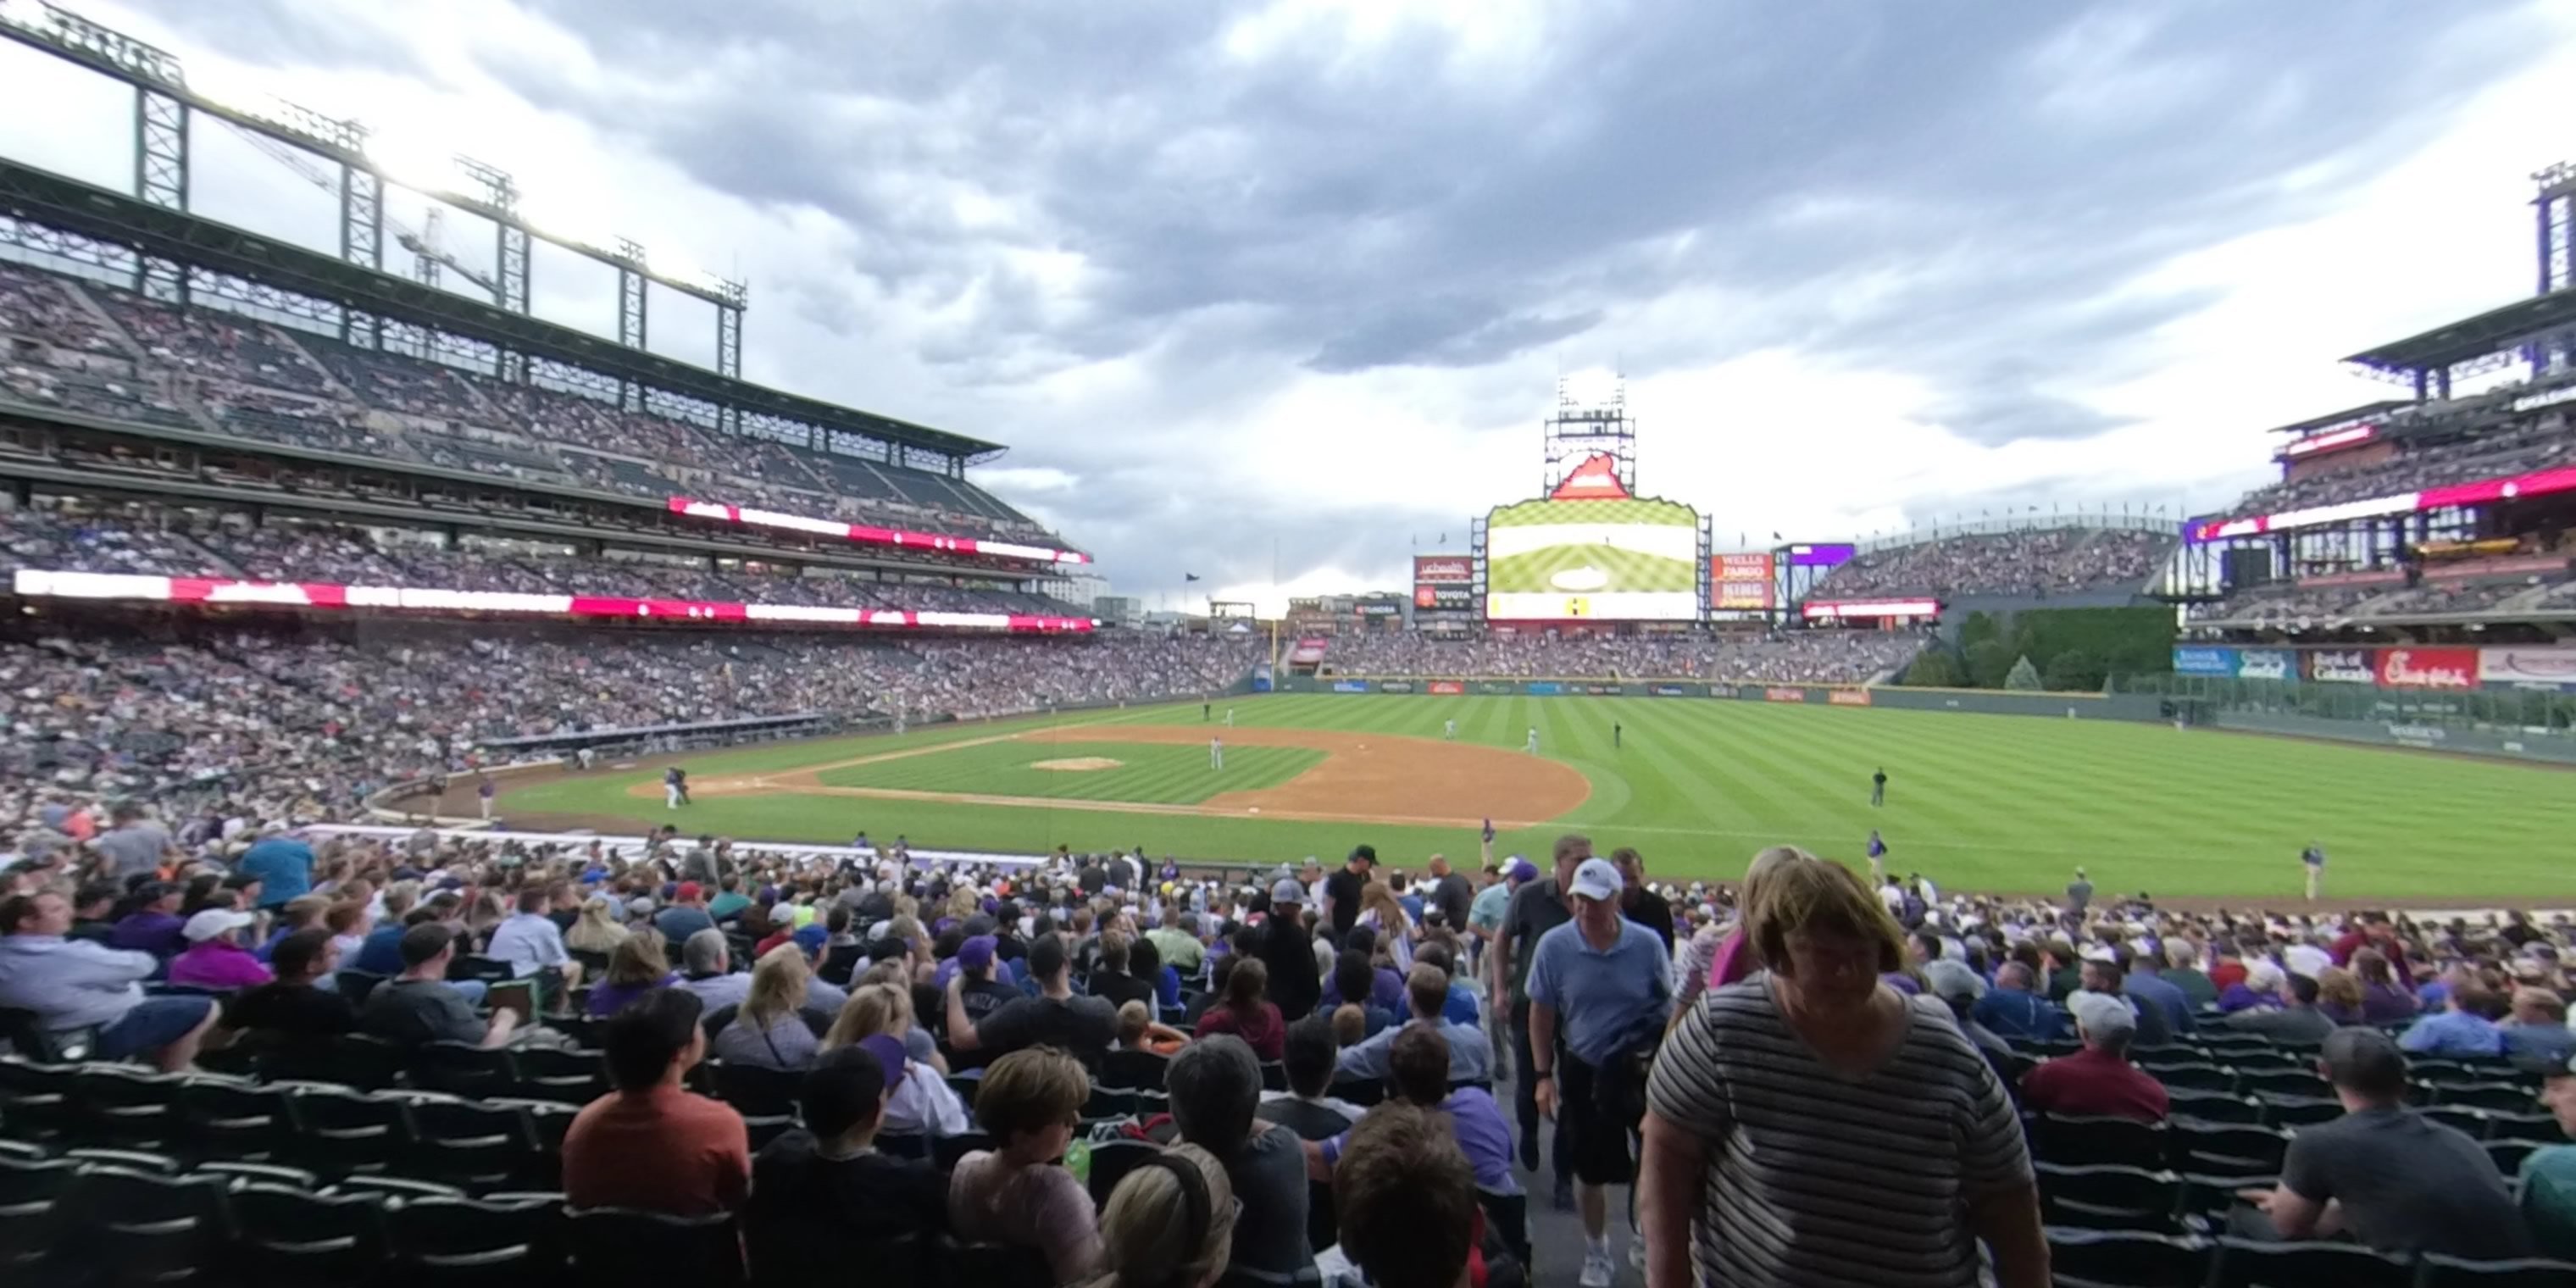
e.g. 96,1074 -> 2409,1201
2329,914 -> 2408,980
563,988 -> 749,1214
2019,991 -> 2169,1124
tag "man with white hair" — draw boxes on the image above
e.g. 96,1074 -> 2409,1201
2020,990 -> 2169,1124
675,929 -> 750,1010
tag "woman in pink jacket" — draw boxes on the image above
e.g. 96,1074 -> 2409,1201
167,908 -> 276,991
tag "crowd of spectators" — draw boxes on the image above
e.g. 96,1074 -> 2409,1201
1321,629 -> 1927,684
1816,525 -> 2174,599
4,819 -> 2573,1282
2222,419 -> 2576,520
0,261 -> 1064,548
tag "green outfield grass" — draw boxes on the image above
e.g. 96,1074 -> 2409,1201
812,741 -> 1320,802
499,695 -> 2576,901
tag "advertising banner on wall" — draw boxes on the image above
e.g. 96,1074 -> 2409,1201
1650,684 -> 1697,697
1524,681 -> 1564,696
2306,648 -> 2377,684
1712,552 -> 1776,610
1413,585 -> 1475,610
1764,687 -> 1808,703
2172,647 -> 2240,676
1828,689 -> 1873,707
1330,680 -> 1373,693
2479,646 -> 2576,689
1412,555 -> 1474,584
1427,680 -> 1467,695
2235,649 -> 2296,681
2374,647 -> 2481,690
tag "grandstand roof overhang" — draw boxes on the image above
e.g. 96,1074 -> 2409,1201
2262,401 -> 2412,437
2343,288 -> 2576,378
0,158 -> 1005,462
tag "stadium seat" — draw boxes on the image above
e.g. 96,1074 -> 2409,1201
566,1207 -> 744,1288
392,1093 -> 539,1191
2483,1140 -> 2538,1175
1259,1061 -> 1288,1092
0,1008 -> 92,1063
0,1152 -> 77,1272
945,1073 -> 981,1108
711,1062 -> 802,1119
2433,1083 -> 2542,1113
60,1163 -> 233,1285
2172,1172 -> 2273,1233
280,1081 -> 411,1176
2256,1095 -> 2344,1128
70,1063 -> 182,1148
509,1046 -> 608,1105
2484,1111 -> 2557,1141
743,1115 -> 799,1152
2044,1227 -> 2211,1288
225,1180 -> 391,1288
1099,1048 -> 1169,1091
877,1131 -> 929,1161
409,1041 -> 522,1098
334,1174 -> 469,1202
1085,1138 -> 1160,1209
2239,1069 -> 2330,1099
2035,1163 -> 2180,1233
386,1190 -> 564,1288
2141,1061 -> 2238,1094
2411,1253 -> 2576,1286
61,1145 -> 182,1174
2035,1113 -> 2168,1169
2169,1124 -> 2290,1177
0,1055 -> 78,1140
2422,1106 -> 2490,1138
941,1235 -> 1057,1288
752,1225 -> 922,1288
2208,1235 -> 2412,1287
194,1159 -> 321,1190
2167,1090 -> 2262,1124
176,1074 -> 295,1163
935,1130 -> 995,1169
1082,1085 -> 1137,1119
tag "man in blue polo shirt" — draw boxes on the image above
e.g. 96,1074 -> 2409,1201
1526,856 -> 1670,1288
235,822 -> 314,911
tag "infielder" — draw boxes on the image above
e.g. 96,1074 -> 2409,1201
1210,737 -> 1224,770
2302,843 -> 2325,901
1224,708 -> 1235,727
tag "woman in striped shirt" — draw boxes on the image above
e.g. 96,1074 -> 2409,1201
1638,857 -> 2049,1288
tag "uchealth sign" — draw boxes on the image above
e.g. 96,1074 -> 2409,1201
2235,649 -> 2295,681
2480,646 -> 2576,690
2375,647 -> 2480,690
1413,555 -> 1474,584
2306,649 -> 2376,684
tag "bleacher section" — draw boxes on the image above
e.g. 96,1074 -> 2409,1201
1817,526 -> 2173,600
0,261 -> 1064,552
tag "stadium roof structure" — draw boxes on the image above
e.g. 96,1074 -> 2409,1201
2261,401 -> 2412,436
0,159 -> 1003,463
2343,288 -> 2576,383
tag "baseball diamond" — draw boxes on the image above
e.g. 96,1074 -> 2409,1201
481,692 -> 2569,902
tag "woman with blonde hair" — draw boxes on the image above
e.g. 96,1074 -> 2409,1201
564,896 -> 630,955
1674,846 -> 1811,1019
1083,1144 -> 1235,1288
1640,857 -> 2046,1288
949,1046 -> 1101,1282
714,944 -> 818,1070
1356,880 -> 1416,974
584,927 -> 675,1016
2315,966 -> 2367,1026
822,983 -> 966,1135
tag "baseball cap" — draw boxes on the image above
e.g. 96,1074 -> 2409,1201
1506,858 -> 1539,883
1270,878 -> 1305,906
1348,845 -> 1377,866
791,924 -> 829,954
1568,858 -> 1622,902
675,882 -> 702,902
958,935 -> 997,970
181,908 -> 254,942
1923,959 -> 1987,1002
857,1033 -> 910,1091
2068,991 -> 2137,1038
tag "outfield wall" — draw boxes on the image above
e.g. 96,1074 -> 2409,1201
2212,711 -> 2576,766
1275,675 -> 2168,720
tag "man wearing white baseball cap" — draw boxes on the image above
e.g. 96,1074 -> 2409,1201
1525,855 -> 1672,1286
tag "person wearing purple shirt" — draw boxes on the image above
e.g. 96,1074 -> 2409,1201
108,884 -> 187,958
1315,1023 -> 1520,1196
167,910 -> 275,991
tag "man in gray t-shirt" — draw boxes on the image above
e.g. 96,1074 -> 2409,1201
90,805 -> 178,881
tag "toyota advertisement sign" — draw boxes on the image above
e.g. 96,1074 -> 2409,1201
2480,646 -> 2576,690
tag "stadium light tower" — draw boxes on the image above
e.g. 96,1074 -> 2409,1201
1542,369 -> 1637,495
2536,161 -> 2576,371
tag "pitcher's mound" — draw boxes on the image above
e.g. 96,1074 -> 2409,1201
1031,757 -> 1123,772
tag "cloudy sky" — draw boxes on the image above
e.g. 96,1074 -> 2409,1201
2,0 -> 2572,610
